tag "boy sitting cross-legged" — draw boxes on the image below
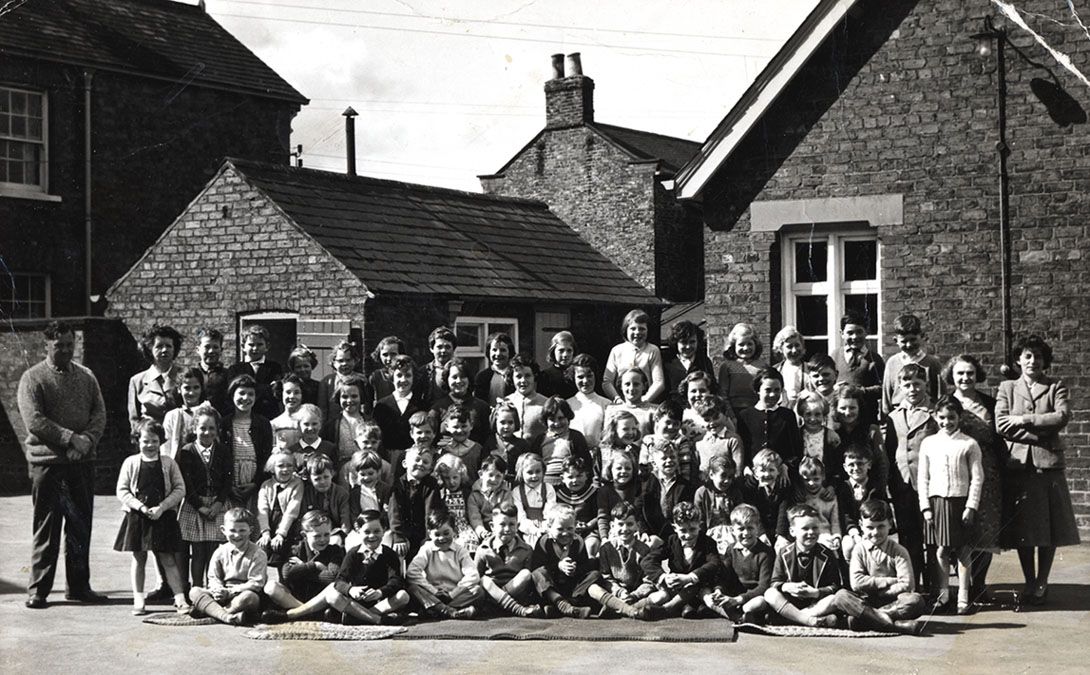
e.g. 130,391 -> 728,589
845,499 -> 926,634
645,501 -> 721,619
188,507 -> 266,626
260,510 -> 345,623
406,509 -> 484,620
474,501 -> 546,618
530,504 -> 600,619
587,501 -> 662,620
704,504 -> 772,623
764,504 -> 850,628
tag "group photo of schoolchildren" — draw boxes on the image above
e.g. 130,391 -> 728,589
16,308 -> 1080,636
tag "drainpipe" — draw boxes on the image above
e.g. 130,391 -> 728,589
343,107 -> 357,176
84,70 -> 94,316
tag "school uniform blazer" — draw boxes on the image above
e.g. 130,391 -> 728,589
302,481 -> 353,534
373,393 -> 428,451
337,544 -> 405,598
736,406 -> 803,469
638,475 -> 695,539
738,476 -> 789,542
770,543 -> 843,596
226,360 -> 284,421
995,375 -> 1071,470
388,475 -> 444,546
220,412 -> 273,483
883,405 -> 937,491
348,480 -> 393,522
200,363 -> 232,417
832,348 -> 884,397
833,478 -> 886,534
177,441 -> 233,509
651,533 -> 721,585
664,354 -> 718,406
115,453 -> 186,513
127,364 -> 183,430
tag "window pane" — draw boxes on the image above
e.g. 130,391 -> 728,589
844,293 -> 879,334
28,93 -> 42,118
803,339 -> 828,359
0,114 -> 8,136
795,295 -> 828,336
843,240 -> 877,281
456,324 -> 481,349
11,91 -> 25,115
11,116 -> 25,138
794,241 -> 827,283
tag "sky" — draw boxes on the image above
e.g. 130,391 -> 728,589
201,0 -> 820,191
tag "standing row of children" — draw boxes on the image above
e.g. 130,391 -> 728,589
111,309 -> 1071,629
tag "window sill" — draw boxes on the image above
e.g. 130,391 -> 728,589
0,188 -> 62,203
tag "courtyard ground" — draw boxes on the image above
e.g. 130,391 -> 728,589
0,495 -> 1086,673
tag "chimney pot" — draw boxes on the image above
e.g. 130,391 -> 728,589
550,54 -> 565,80
566,53 -> 583,77
343,108 -> 357,176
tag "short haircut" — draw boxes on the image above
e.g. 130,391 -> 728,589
833,383 -> 865,407
570,353 -> 599,374
652,399 -> 684,424
611,501 -> 637,521
352,450 -> 383,473
486,331 -> 515,356
672,501 -> 699,525
898,363 -> 928,382
840,311 -> 868,331
892,314 -> 923,336
300,509 -> 331,531
196,326 -> 223,343
542,395 -> 574,421
242,324 -> 271,343
1012,334 -> 1053,369
390,354 -> 416,373
289,344 -> 318,370
133,417 -> 166,443
724,322 -> 763,360
408,411 -> 433,430
428,325 -> 457,349
514,452 -> 544,479
355,422 -> 381,441
265,450 -> 297,473
669,320 -> 700,344
280,372 -> 304,391
480,454 -> 507,475
751,366 -> 784,393
942,354 -> 986,386
336,374 -> 368,398
787,503 -> 819,524
331,339 -> 359,364
295,403 -> 323,424
650,438 -> 678,461
544,503 -> 576,526
306,453 -> 335,476
934,394 -> 964,418
798,455 -> 826,476
193,402 -> 221,426
806,353 -> 837,372
694,396 -> 728,421
181,366 -> 205,387
425,509 -> 456,532
140,323 -> 183,360
772,325 -> 802,355
492,401 -> 521,429
730,503 -> 760,527
493,500 -> 518,518
560,455 -> 588,475
619,367 -> 649,389
355,509 -> 383,529
43,320 -> 74,340
224,506 -> 255,527
794,390 -> 829,418
843,443 -> 873,463
752,448 -> 783,469
707,452 -> 736,476
227,374 -> 256,399
859,499 -> 892,523
683,370 -> 713,391
442,403 -> 471,425
621,309 -> 651,335
508,353 -> 540,379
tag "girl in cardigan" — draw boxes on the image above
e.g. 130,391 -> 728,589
736,368 -> 802,473
221,374 -> 272,514
115,418 -> 188,615
919,396 -> 983,614
717,323 -> 767,416
529,396 -> 593,486
771,325 -> 807,409
176,404 -> 232,598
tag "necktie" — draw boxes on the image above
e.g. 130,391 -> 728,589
272,484 -> 284,522
848,349 -> 861,369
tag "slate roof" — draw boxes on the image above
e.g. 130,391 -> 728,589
0,0 -> 306,104
229,159 -> 659,305
592,123 -> 702,174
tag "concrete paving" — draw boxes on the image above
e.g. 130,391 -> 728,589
0,495 -> 1086,674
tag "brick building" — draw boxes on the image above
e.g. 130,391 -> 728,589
480,54 -> 704,303
105,159 -> 658,381
0,0 -> 306,318
674,0 -> 1090,533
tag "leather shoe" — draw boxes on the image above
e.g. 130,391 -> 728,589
25,596 -> 47,609
145,586 -> 173,603
65,589 -> 109,604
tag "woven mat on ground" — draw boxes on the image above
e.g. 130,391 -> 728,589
737,622 -> 897,638
244,622 -> 407,641
393,616 -> 736,642
143,613 -> 220,627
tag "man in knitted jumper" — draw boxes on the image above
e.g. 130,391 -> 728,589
17,321 -> 108,608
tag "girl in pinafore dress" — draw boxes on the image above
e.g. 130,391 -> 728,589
221,375 -> 272,523
115,419 -> 188,615
513,453 -> 556,547
435,454 -> 479,552
919,396 -> 983,614
176,403 -> 232,592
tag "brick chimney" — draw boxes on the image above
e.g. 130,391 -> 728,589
545,52 -> 594,129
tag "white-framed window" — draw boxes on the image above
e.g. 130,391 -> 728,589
1,273 -> 50,318
781,229 -> 880,356
0,86 -> 47,193
454,316 -> 519,375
